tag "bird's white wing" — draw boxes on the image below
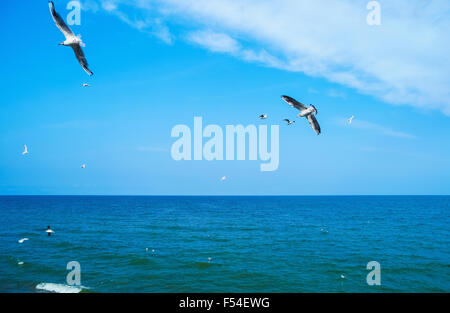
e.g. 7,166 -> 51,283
282,95 -> 307,111
307,114 -> 321,135
72,44 -> 93,76
49,1 -> 74,39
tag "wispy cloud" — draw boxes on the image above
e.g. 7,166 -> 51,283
84,0 -> 174,43
137,146 -> 168,152
90,0 -> 450,115
339,118 -> 416,139
186,30 -> 286,70
326,89 -> 347,99
187,30 -> 240,54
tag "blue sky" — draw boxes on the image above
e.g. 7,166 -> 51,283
0,0 -> 449,195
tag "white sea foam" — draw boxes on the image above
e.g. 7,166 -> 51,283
35,283 -> 83,293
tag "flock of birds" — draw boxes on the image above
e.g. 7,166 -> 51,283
17,1 -> 353,280
20,2 -> 356,183
258,96 -> 321,134
260,96 -> 354,135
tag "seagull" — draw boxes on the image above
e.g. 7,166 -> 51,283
18,238 -> 29,244
81,164 -> 86,169
282,95 -> 321,135
220,176 -> 227,181
283,119 -> 295,126
208,257 -> 212,263
259,114 -> 268,119
341,274 -> 345,279
348,115 -> 354,124
18,261 -> 24,265
22,145 -> 29,155
49,1 -> 93,76
46,226 -> 54,236
82,83 -> 90,87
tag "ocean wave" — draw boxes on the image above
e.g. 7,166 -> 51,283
35,283 -> 85,293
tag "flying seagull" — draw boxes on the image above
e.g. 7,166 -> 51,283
22,145 -> 29,155
220,176 -> 227,181
81,164 -> 86,169
348,115 -> 354,124
259,114 -> 268,119
82,83 -> 90,87
18,238 -> 29,244
283,119 -> 295,126
48,1 -> 93,76
282,95 -> 321,135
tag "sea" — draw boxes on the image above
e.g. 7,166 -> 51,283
0,196 -> 448,293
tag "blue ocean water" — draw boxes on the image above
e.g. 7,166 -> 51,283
0,196 -> 448,293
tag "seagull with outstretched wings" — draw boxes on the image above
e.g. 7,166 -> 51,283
48,1 -> 93,76
282,95 -> 321,135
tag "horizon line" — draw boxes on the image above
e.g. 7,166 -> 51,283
0,194 -> 449,197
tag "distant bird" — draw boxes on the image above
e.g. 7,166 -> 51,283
259,114 -> 268,119
283,119 -> 295,126
348,115 -> 354,124
282,95 -> 321,135
49,1 -> 93,76
18,261 -> 24,265
81,164 -> 86,169
22,145 -> 29,155
46,226 -> 54,236
208,257 -> 212,263
220,176 -> 227,181
82,83 -> 90,87
341,274 -> 345,279
18,238 -> 29,244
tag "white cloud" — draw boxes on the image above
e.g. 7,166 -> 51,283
93,0 -> 450,114
187,30 -> 240,53
86,0 -> 173,44
101,0 -> 117,12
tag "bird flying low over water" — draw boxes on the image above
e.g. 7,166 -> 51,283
46,226 -> 54,236
82,83 -> 90,87
259,114 -> 268,119
48,1 -> 93,76
220,176 -> 227,181
282,95 -> 321,135
348,115 -> 354,124
22,145 -> 29,155
283,119 -> 295,125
